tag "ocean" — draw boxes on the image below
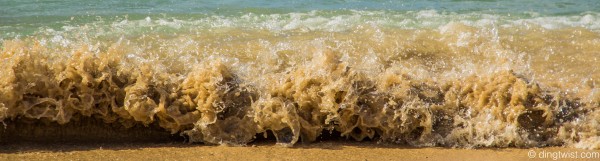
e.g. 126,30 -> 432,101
1,0 -> 599,149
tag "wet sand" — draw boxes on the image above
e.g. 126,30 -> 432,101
2,141 -> 598,161
1,119 -> 598,161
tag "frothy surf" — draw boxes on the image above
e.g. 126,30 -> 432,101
0,10 -> 599,149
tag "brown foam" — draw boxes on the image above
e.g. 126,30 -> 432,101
0,24 -> 598,149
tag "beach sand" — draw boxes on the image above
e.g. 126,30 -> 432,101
2,118 -> 599,161
2,141 -> 599,161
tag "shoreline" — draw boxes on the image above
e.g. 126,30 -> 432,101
2,141 -> 599,161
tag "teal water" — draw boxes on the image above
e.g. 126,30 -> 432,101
1,0 -> 600,39
2,0 -> 599,17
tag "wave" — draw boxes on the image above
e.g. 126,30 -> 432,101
0,13 -> 599,149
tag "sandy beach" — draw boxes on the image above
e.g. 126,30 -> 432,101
2,141 -> 599,161
2,118 -> 599,161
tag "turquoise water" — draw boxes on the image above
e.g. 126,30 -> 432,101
2,0 -> 599,17
1,0 -> 600,38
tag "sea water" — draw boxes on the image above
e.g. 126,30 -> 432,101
1,0 -> 599,149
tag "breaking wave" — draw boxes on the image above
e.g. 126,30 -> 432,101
1,10 -> 599,149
